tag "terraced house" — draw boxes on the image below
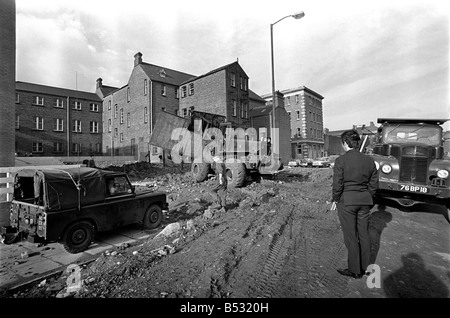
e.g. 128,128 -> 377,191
15,81 -> 103,157
100,52 -> 194,161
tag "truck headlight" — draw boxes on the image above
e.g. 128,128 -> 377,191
381,164 -> 392,174
437,169 -> 449,179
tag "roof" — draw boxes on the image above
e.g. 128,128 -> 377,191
180,61 -> 247,85
16,81 -> 101,101
377,118 -> 449,125
140,62 -> 195,86
249,105 -> 273,117
261,86 -> 324,100
248,89 -> 266,102
98,85 -> 119,97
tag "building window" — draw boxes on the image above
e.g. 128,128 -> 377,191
53,142 -> 63,153
131,139 -> 135,156
108,119 -> 111,132
108,100 -> 111,110
296,110 -> 300,120
244,103 -> 248,119
120,108 -> 124,124
310,128 -> 313,138
32,142 -> 43,153
175,110 -> 178,116
127,87 -> 131,102
34,96 -> 44,106
240,101 -> 244,118
114,104 -> 118,118
127,113 -> 131,128
161,85 -> 167,96
114,128 -> 118,138
286,96 -> 290,106
188,83 -> 194,96
15,115 -> 19,129
90,103 -> 99,112
120,133 -> 124,143
295,94 -> 299,103
287,111 -> 291,118
90,121 -> 99,133
152,146 -> 158,154
54,98 -> 64,108
73,120 -> 82,133
297,146 -> 302,155
15,93 -> 20,103
34,117 -> 44,130
297,128 -> 301,136
144,79 -> 148,95
230,73 -> 236,87
181,86 -> 187,98
74,101 -> 82,110
182,108 -> 187,117
232,100 -> 237,117
310,111 -> 313,121
189,106 -> 194,117
175,87 -> 179,99
144,107 -> 148,123
53,118 -> 64,131
96,143 -> 101,153
240,76 -> 243,90
72,143 -> 82,154
244,78 -> 248,91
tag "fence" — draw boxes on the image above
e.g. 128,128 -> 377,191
0,165 -> 82,203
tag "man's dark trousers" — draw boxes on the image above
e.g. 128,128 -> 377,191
337,202 -> 371,275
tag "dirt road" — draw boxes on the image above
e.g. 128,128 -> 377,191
2,165 -> 449,298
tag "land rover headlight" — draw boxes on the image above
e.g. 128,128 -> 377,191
437,169 -> 449,179
374,161 -> 380,170
381,164 -> 392,174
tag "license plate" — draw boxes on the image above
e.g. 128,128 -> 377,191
398,184 -> 429,193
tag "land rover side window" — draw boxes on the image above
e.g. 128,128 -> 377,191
106,176 -> 132,196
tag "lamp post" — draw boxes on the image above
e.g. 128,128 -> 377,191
270,11 -> 305,150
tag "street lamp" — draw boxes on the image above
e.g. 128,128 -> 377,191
270,11 -> 305,151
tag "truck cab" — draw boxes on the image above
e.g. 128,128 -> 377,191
370,118 -> 450,222
3,167 -> 168,253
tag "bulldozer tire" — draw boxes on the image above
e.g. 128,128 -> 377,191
191,163 -> 210,183
226,162 -> 247,188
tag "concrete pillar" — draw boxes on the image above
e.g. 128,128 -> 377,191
0,0 -> 16,226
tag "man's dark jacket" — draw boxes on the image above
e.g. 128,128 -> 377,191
332,149 -> 379,205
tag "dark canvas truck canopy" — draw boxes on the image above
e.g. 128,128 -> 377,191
14,167 -> 119,211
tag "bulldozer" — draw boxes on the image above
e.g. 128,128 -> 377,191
149,110 -> 283,188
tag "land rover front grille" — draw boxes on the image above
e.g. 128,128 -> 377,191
399,157 -> 428,184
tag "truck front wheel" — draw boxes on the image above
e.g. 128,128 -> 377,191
191,163 -> 210,183
143,204 -> 163,229
62,221 -> 94,254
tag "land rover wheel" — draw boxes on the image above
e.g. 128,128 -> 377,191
143,204 -> 163,229
191,163 -> 210,183
225,162 -> 246,188
444,203 -> 450,224
62,221 -> 94,254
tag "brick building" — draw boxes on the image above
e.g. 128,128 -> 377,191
325,121 -> 379,155
178,61 -> 250,129
262,86 -> 325,159
15,81 -> 103,157
0,0 -> 16,167
101,52 -> 194,160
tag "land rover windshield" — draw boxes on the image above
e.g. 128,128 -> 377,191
384,124 -> 442,146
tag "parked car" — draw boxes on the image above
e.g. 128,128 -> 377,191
288,159 -> 300,167
312,157 -> 331,168
2,167 -> 168,253
299,158 -> 314,167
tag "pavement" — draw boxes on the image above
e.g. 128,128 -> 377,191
0,223 -> 160,291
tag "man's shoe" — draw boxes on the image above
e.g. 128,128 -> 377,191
337,268 -> 363,279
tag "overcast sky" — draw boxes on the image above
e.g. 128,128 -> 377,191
15,0 -> 450,131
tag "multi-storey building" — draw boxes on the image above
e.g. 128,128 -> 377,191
15,81 -> 103,157
178,61 -> 250,129
101,52 -> 194,160
262,86 -> 325,159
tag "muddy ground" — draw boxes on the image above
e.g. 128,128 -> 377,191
1,162 -> 449,299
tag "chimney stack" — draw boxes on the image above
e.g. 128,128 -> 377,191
134,52 -> 143,67
96,78 -> 103,89
274,90 -> 285,108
